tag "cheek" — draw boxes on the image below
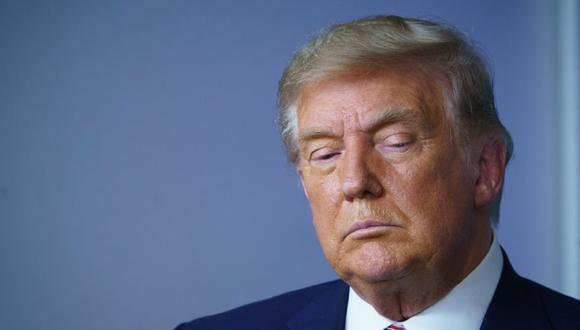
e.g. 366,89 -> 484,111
393,158 -> 473,241
305,172 -> 342,214
303,172 -> 343,245
321,176 -> 342,205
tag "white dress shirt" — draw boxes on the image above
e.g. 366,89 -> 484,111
345,234 -> 503,330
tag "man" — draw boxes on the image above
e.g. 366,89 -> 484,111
177,15 -> 580,329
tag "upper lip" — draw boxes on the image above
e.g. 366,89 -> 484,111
344,220 -> 398,238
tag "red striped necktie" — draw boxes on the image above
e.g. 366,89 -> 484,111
385,323 -> 406,330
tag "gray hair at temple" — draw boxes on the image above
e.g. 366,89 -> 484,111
276,15 -> 513,224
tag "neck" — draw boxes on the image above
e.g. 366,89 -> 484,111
348,220 -> 493,321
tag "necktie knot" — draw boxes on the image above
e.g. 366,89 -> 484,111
385,323 -> 406,330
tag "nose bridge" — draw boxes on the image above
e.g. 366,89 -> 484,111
344,134 -> 368,177
341,134 -> 381,198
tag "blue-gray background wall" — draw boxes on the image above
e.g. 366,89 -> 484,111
1,1 -> 577,329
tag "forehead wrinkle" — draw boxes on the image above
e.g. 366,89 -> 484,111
298,107 -> 427,144
296,73 -> 442,145
361,107 -> 424,133
342,108 -> 362,133
298,109 -> 363,144
298,128 -> 340,144
298,110 -> 345,144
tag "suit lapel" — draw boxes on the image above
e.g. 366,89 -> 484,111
286,280 -> 349,330
480,250 -> 552,330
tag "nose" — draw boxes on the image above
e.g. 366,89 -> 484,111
340,138 -> 384,200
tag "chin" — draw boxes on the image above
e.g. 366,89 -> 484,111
339,242 -> 411,283
352,264 -> 409,283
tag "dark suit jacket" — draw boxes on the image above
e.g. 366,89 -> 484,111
176,254 -> 580,329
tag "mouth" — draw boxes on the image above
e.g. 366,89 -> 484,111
344,220 -> 400,240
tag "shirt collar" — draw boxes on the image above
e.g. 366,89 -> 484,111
345,233 -> 503,330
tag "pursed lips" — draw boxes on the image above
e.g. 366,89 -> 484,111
344,219 -> 400,239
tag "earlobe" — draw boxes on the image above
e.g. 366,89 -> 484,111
474,137 -> 507,208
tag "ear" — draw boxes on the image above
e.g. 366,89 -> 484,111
297,167 -> 310,200
474,136 -> 507,208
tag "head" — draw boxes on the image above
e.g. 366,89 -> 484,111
277,15 -> 513,298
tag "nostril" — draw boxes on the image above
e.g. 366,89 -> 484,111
367,178 -> 384,197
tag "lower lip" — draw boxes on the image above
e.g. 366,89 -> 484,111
348,225 -> 396,239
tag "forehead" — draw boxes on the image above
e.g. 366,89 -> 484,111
296,70 -> 445,134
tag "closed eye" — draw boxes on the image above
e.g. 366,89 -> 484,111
317,152 -> 340,160
377,133 -> 415,153
390,141 -> 413,148
310,148 -> 342,165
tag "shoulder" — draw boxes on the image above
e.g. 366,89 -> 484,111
175,280 -> 347,330
482,251 -> 580,329
523,277 -> 580,328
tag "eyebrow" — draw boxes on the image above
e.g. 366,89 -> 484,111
364,107 -> 422,132
298,107 -> 423,143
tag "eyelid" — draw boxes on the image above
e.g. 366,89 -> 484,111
384,132 -> 412,143
309,147 -> 341,163
377,132 -> 415,152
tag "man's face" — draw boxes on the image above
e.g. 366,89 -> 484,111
297,70 -> 484,287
